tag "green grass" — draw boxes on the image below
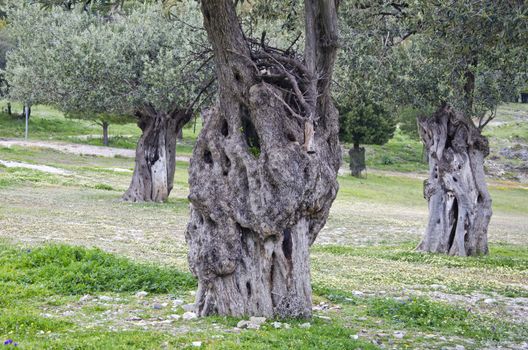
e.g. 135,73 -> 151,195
0,244 -> 375,349
342,130 -> 428,173
0,244 -> 196,298
313,243 -> 528,271
0,102 -> 202,157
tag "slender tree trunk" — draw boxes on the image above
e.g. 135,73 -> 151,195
186,0 -> 340,318
417,105 -> 492,256
102,121 -> 109,147
349,142 -> 365,177
6,102 -> 11,116
122,108 -> 190,202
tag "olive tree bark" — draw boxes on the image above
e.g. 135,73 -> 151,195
122,107 -> 190,202
349,143 -> 365,177
417,105 -> 492,256
102,121 -> 109,147
185,0 -> 341,318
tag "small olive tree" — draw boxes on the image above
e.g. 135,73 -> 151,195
6,2 -> 210,202
338,102 -> 395,176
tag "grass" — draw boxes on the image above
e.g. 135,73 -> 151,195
0,101 -> 202,156
0,102 -> 527,348
0,244 -> 375,350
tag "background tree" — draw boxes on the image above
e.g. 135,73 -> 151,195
6,2 -> 211,202
391,0 -> 528,256
339,101 -> 395,176
185,0 -> 341,318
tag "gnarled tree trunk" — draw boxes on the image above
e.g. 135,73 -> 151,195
417,105 -> 492,256
122,108 -> 190,202
185,0 -> 341,318
102,121 -> 109,147
349,143 -> 365,177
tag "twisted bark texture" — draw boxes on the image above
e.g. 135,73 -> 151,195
417,105 -> 492,256
349,145 -> 365,177
186,0 -> 341,318
123,108 -> 190,202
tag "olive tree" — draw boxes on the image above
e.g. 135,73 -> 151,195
185,0 -> 341,318
6,2 -> 209,202
339,102 -> 395,176
393,0 -> 528,256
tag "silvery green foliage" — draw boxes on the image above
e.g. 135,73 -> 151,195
6,1 -> 207,118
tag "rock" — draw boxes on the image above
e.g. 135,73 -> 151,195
98,295 -> 113,302
352,291 -> 364,296
315,315 -> 331,320
299,322 -> 311,329
431,284 -> 447,290
483,298 -> 497,304
62,311 -> 75,317
168,314 -> 181,320
249,316 -> 266,325
393,331 -> 405,339
237,320 -> 249,328
79,294 -> 92,302
126,316 -> 143,321
247,323 -> 261,330
351,334 -> 359,340
152,303 -> 164,310
272,321 -> 282,329
172,299 -> 184,307
191,341 -> 202,347
455,346 -> 465,350
183,303 -> 196,312
182,312 -> 197,321
135,291 -> 148,298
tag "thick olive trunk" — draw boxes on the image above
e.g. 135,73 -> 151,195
417,105 -> 492,256
122,109 -> 190,203
102,121 -> 109,147
349,143 -> 365,177
186,0 -> 340,318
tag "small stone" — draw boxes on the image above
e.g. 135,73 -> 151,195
283,323 -> 291,329
135,291 -> 148,298
351,334 -> 359,340
172,299 -> 184,307
62,311 -> 75,317
182,312 -> 197,320
79,294 -> 92,302
455,346 -> 465,350
299,322 -> 311,329
126,316 -> 143,321
99,296 -> 113,302
191,341 -> 202,347
352,291 -> 364,296
168,314 -> 181,320
483,298 -> 497,304
249,316 -> 266,325
247,323 -> 260,330
183,303 -> 196,312
272,321 -> 282,329
237,320 -> 249,328
152,303 -> 163,310
315,315 -> 331,320
393,331 -> 405,339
